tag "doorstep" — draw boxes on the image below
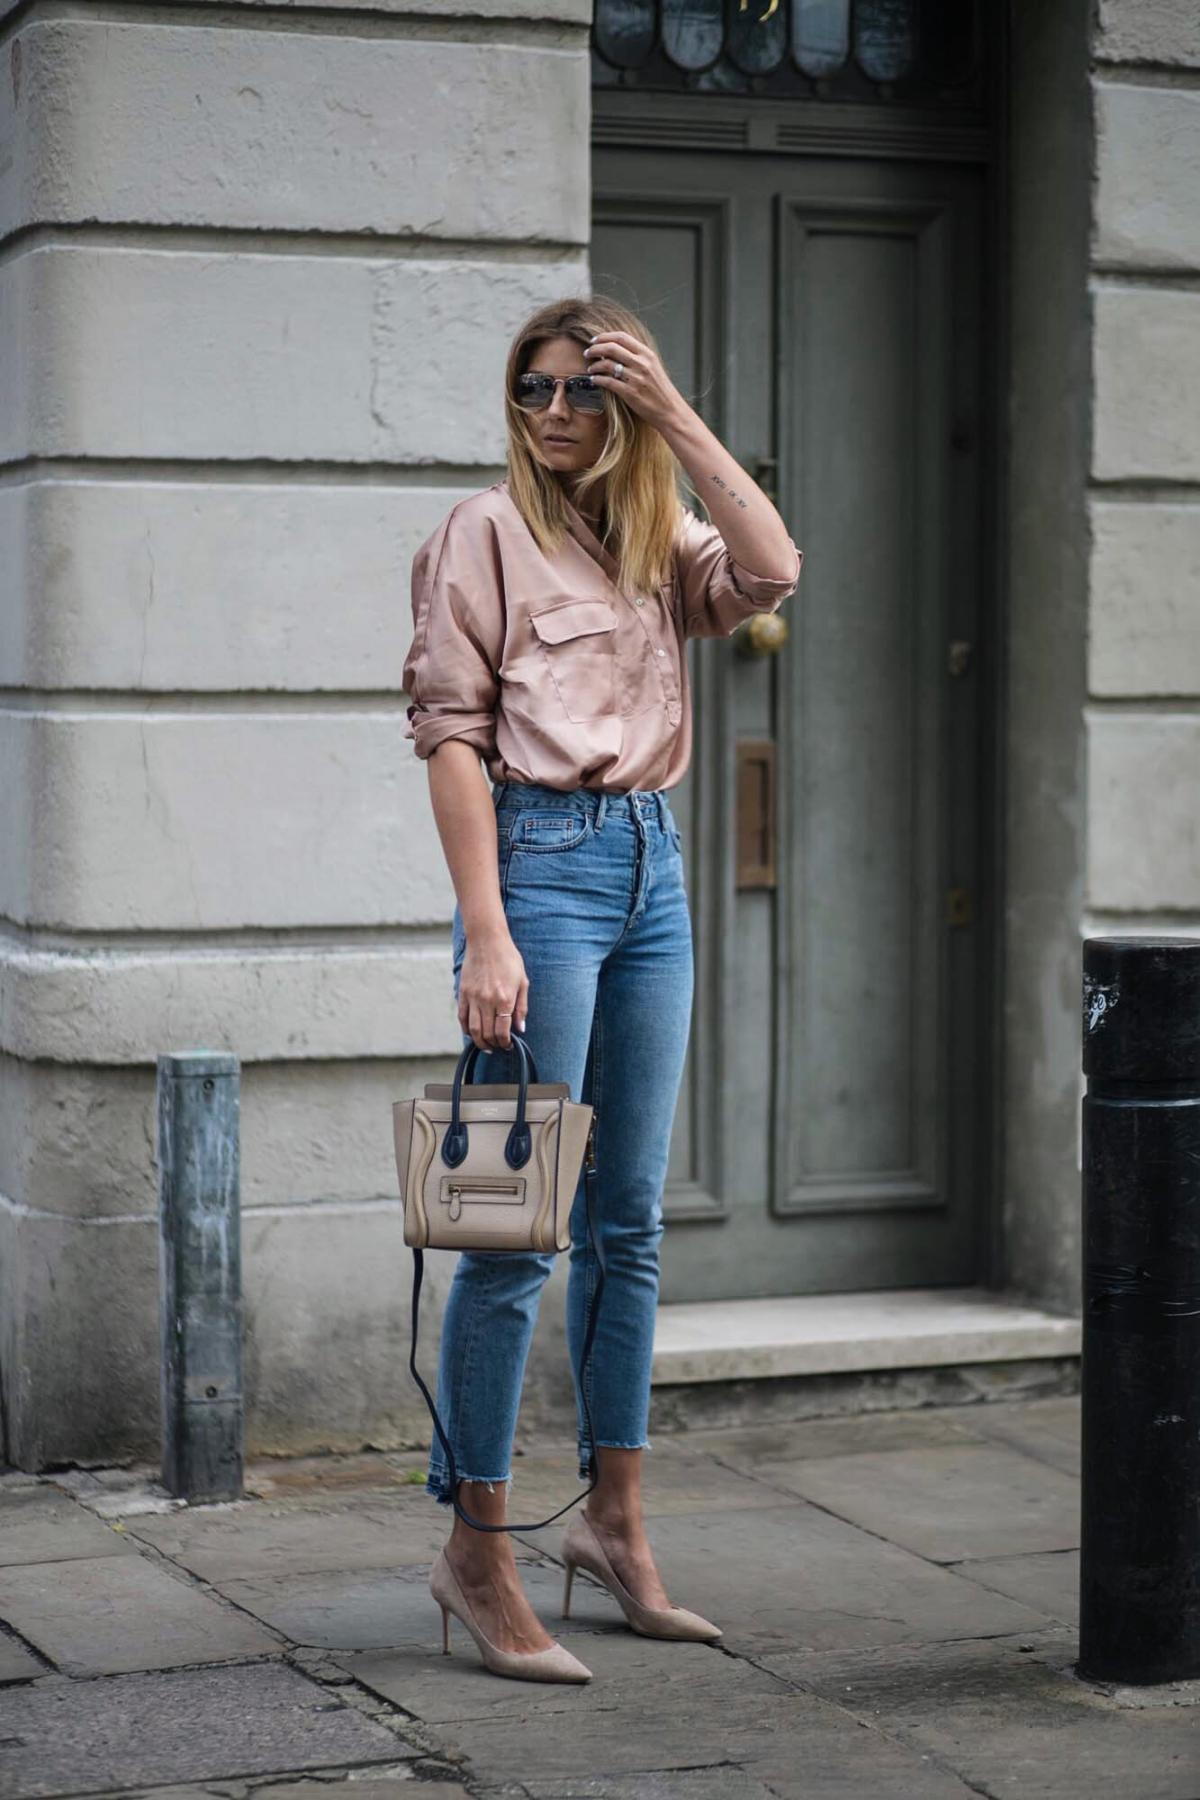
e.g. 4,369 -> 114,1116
651,1287 -> 1081,1386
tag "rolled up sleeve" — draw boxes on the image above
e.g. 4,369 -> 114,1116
674,506 -> 802,640
402,506 -> 505,761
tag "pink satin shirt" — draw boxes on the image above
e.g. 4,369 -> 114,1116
402,478 -> 802,793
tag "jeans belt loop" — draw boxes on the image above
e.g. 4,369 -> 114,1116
655,790 -> 666,832
595,791 -> 607,832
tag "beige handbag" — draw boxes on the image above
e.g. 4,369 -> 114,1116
393,1031 -> 594,1255
394,1028 -> 603,1533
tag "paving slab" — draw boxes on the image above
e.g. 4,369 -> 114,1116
349,1635 -> 792,1780
526,1504 -> 1050,1656
254,1780 -> 461,1800
128,1499 -> 450,1583
496,1442 -> 782,1520
349,1630 -> 981,1798
0,1633 -> 42,1683
763,1442 -> 1079,1562
0,1662 -> 408,1799
496,1773 -> 780,1800
761,1634 -> 1200,1800
0,1488 -> 134,1566
949,1549 -> 1080,1626
965,1397 -> 1082,1476
245,1454 -> 431,1501
221,1550 -> 557,1653
0,1554 -> 278,1676
105,1779 -> 432,1800
674,1405 -> 986,1473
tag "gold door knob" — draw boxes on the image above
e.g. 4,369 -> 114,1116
737,612 -> 789,657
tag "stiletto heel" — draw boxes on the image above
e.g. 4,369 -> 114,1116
559,1512 -> 722,1643
428,1549 -> 592,1684
563,1561 -> 576,1619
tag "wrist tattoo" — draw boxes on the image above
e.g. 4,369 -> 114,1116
709,473 -> 749,508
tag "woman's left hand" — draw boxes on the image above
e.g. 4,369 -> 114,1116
584,330 -> 688,433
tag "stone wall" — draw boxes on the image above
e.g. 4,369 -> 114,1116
1002,0 -> 1200,1314
0,0 -> 590,1467
1089,2 -> 1200,927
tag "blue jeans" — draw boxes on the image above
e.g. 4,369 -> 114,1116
426,777 -> 695,1503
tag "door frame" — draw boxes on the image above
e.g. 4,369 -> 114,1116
590,50 -> 1009,1289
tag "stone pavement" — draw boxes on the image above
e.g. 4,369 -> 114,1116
0,1396 -> 1197,1800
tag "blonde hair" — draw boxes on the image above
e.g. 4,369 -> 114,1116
503,295 -> 695,597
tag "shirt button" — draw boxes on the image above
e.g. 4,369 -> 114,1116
634,596 -> 645,607
657,648 -> 665,656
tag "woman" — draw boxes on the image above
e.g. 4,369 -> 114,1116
401,295 -> 802,1683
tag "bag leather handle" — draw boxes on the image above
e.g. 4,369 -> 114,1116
444,1028 -> 540,1171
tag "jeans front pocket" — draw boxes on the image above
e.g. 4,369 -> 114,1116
507,806 -> 592,854
528,598 -> 617,723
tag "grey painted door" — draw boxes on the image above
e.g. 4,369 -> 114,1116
592,149 -> 988,1301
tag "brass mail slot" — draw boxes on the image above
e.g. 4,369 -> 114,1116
736,739 -> 777,890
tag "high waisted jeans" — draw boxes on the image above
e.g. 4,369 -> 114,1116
426,777 -> 695,1503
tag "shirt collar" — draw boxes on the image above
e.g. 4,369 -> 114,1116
561,493 -> 619,582
500,476 -> 621,584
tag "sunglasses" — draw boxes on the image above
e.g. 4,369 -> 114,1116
515,372 -> 608,414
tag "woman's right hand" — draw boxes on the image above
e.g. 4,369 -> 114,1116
457,926 -> 529,1051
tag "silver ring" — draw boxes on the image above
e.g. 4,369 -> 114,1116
495,1010 -> 512,1016
612,360 -> 625,379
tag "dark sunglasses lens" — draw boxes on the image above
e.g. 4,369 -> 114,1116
516,374 -> 554,409
567,377 -> 606,413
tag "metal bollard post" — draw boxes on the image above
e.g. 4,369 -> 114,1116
156,1052 -> 244,1503
1079,938 -> 1200,1683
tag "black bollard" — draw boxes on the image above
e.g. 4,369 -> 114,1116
157,1052 -> 244,1503
1079,938 -> 1200,1683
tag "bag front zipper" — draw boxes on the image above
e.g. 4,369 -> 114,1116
440,1177 -> 525,1222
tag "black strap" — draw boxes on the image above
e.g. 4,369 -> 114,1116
408,1131 -> 606,1533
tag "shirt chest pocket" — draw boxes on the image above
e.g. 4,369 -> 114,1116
528,598 -> 617,723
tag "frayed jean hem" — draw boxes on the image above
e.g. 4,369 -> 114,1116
577,1436 -> 652,1481
426,1467 -> 512,1506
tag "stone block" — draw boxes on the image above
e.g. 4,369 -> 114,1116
0,1057 -> 157,1220
1093,287 -> 1200,481
0,1488 -> 134,1567
1095,82 -> 1200,269
348,1632 -> 981,1795
568,1505 -> 1047,1658
966,1397 -> 1081,1477
0,245 -> 587,464
0,1554 -> 278,1675
0,1635 -> 42,1682
0,19 -> 587,242
1090,503 -> 1200,696
0,481 -> 479,691
0,1197 -> 457,1470
241,1195 -> 453,1457
0,710 -> 445,931
218,1550 -> 558,1652
1087,712 -> 1200,909
763,1634 -> 1200,1800
0,1660 -> 403,1795
0,1054 -> 455,1221
1095,0 -> 1200,66
760,1443 -> 1079,1563
0,1210 -> 160,1472
948,1549 -> 1080,1625
0,941 -> 461,1063
127,1494 -> 459,1584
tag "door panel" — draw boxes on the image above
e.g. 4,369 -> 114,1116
592,149 -> 986,1300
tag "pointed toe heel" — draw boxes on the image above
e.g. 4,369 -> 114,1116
559,1512 -> 722,1643
429,1549 -> 592,1684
